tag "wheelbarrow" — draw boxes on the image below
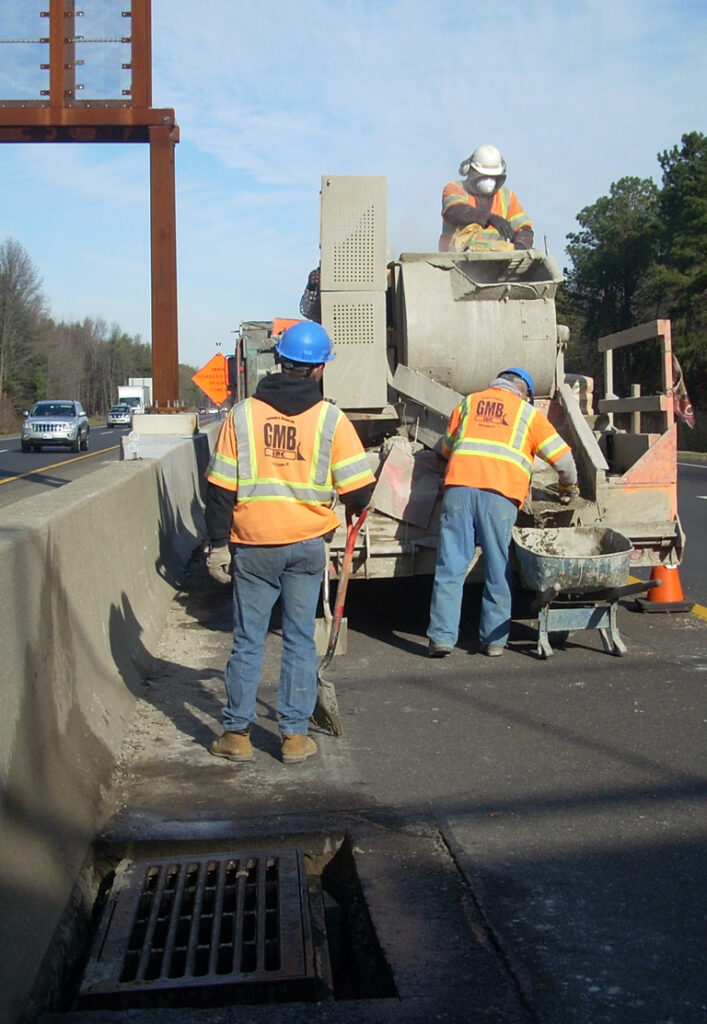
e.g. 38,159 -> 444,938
512,526 -> 660,658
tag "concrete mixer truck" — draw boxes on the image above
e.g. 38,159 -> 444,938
232,175 -> 684,586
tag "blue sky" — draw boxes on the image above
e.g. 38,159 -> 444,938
1,0 -> 705,369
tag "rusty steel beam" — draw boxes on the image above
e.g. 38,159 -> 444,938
0,124 -> 178,144
0,106 -> 177,126
48,0 -> 73,109
150,125 -> 180,407
131,0 -> 153,108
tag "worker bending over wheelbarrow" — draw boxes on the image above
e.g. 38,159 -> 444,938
427,367 -> 578,658
204,321 -> 375,764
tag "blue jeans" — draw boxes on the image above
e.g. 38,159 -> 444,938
428,486 -> 517,649
222,537 -> 326,735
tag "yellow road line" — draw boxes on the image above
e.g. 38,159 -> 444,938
0,446 -> 120,485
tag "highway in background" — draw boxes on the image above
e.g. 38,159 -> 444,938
0,425 -> 127,508
0,413 -> 223,511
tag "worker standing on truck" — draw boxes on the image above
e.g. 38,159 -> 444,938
427,368 -> 578,658
438,144 -> 534,252
204,321 -> 375,764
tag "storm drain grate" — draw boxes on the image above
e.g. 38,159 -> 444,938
78,849 -> 316,1008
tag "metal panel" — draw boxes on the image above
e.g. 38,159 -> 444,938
319,175 -> 387,292
371,444 -> 444,528
321,292 -> 388,408
392,363 -> 462,418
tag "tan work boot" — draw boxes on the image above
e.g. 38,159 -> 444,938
281,734 -> 317,764
210,730 -> 254,762
481,644 -> 504,657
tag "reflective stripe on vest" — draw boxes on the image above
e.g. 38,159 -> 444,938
536,432 -> 568,461
233,398 -> 341,504
332,450 -> 373,490
495,188 -> 510,217
207,444 -> 239,487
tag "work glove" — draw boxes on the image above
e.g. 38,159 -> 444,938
557,483 -> 580,505
346,502 -> 368,517
206,544 -> 232,584
486,213 -> 515,242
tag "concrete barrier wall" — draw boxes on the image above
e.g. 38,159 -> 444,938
0,425 -> 218,1024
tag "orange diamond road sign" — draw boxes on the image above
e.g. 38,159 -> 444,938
272,317 -> 301,335
192,353 -> 230,406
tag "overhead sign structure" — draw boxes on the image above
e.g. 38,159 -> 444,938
192,353 -> 230,406
0,0 -> 180,406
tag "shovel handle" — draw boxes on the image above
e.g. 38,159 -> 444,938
334,507 -> 367,613
320,507 -> 368,668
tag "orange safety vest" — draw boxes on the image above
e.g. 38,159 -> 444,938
439,183 -> 531,252
442,387 -> 571,507
205,396 -> 375,544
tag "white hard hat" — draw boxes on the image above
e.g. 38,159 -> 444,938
469,144 -> 506,177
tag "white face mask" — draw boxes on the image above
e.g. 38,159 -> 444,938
475,177 -> 497,195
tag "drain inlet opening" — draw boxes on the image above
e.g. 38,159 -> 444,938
68,836 -> 397,1012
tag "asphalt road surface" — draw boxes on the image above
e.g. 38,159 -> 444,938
93,546 -> 707,1024
0,424 -> 128,508
676,456 -> 707,605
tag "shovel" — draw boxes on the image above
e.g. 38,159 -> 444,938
312,507 -> 368,736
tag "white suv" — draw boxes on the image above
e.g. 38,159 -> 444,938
21,400 -> 90,453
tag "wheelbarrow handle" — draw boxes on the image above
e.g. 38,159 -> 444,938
571,579 -> 662,603
537,582 -> 562,610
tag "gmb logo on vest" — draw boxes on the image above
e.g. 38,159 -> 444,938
474,398 -> 508,427
263,417 -> 305,461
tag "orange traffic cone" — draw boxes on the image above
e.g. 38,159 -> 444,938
637,564 -> 694,613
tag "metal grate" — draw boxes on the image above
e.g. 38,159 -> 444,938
79,850 -> 316,1007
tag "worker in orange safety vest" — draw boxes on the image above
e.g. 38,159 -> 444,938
427,367 -> 578,658
439,143 -> 534,252
205,321 -> 375,764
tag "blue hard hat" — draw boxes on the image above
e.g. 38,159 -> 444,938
499,367 -> 534,403
276,321 -> 335,364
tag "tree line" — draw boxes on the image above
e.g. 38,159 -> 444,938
560,130 -> 705,449
0,239 -> 202,432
